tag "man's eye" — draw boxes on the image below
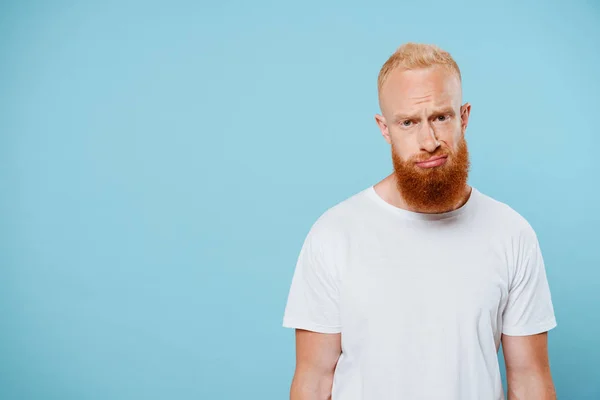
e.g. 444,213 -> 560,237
437,115 -> 447,122
402,120 -> 412,127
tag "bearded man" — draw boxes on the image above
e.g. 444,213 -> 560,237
282,43 -> 557,400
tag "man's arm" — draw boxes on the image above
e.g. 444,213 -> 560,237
290,329 -> 342,400
502,332 -> 556,400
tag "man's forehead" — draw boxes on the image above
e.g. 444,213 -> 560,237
379,67 -> 462,113
382,89 -> 459,114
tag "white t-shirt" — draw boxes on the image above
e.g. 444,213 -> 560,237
283,185 -> 557,400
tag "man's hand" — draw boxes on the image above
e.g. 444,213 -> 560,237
502,332 -> 556,399
290,329 -> 342,400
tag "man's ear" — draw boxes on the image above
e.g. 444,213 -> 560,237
375,114 -> 391,145
460,103 -> 471,135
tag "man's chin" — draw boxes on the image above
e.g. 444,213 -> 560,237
391,137 -> 471,211
393,164 -> 469,211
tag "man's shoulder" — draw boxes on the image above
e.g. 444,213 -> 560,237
306,186 -> 373,238
474,188 -> 537,238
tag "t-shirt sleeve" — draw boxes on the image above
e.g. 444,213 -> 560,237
502,227 -> 557,336
282,221 -> 342,334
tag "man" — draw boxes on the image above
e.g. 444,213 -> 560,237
282,43 -> 557,399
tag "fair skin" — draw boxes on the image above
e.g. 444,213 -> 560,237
290,330 -> 341,400
290,65 -> 555,399
503,332 -> 556,399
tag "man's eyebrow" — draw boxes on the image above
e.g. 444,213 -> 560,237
392,112 -> 418,122
431,107 -> 456,116
392,108 -> 455,122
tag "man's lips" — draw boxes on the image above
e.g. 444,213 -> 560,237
415,155 -> 448,168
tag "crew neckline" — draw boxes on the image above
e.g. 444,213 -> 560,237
366,185 -> 479,222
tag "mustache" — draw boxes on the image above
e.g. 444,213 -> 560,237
410,145 -> 452,163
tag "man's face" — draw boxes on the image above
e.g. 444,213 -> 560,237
375,66 -> 472,211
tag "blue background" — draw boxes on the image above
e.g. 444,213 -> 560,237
1,1 -> 599,398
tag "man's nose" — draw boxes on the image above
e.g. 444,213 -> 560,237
418,122 -> 441,152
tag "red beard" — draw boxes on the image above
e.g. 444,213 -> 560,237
392,137 -> 470,213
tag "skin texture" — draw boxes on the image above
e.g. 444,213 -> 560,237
290,330 -> 341,400
503,332 -> 556,399
290,65 -> 555,399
